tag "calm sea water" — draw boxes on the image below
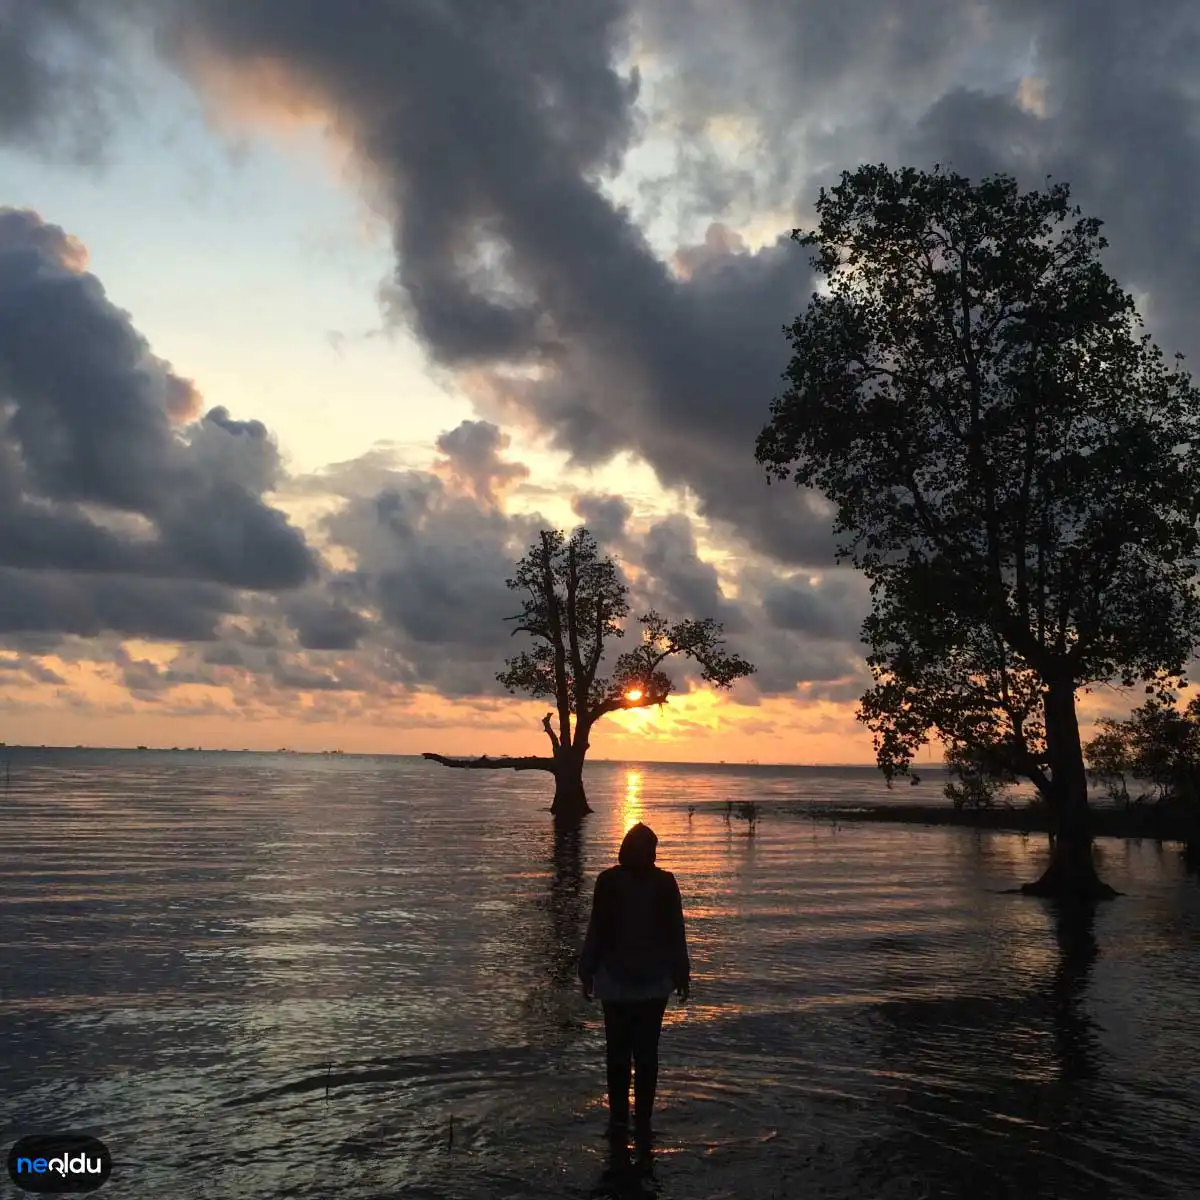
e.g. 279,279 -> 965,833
1,749 -> 1197,1199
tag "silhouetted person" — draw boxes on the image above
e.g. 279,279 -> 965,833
579,822 -> 690,1149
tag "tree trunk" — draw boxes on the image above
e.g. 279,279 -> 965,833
423,748 -> 592,820
1022,683 -> 1118,900
550,746 -> 591,820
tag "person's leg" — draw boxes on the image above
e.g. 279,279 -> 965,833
601,1002 -> 634,1131
630,998 -> 668,1138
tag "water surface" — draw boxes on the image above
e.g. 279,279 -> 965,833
2,750 -> 1197,1198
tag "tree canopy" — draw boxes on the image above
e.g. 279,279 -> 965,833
425,526 -> 754,818
756,163 -> 1200,896
757,164 -> 1200,779
498,528 -> 755,747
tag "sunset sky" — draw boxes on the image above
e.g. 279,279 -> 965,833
1,1 -> 1198,763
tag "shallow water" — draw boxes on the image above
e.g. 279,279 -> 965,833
2,750 -> 1198,1198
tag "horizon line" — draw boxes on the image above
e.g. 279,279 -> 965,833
0,741 -> 926,771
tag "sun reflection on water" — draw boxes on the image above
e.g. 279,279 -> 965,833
622,770 -> 643,832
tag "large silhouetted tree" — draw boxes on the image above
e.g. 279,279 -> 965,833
757,164 -> 1200,900
424,528 -> 754,820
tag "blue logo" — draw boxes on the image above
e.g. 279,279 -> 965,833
7,1135 -> 112,1193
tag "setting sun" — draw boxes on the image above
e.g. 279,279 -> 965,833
625,688 -> 644,702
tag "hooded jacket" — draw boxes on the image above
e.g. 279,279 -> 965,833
578,823 -> 690,995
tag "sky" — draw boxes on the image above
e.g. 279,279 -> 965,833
0,0 -> 1198,764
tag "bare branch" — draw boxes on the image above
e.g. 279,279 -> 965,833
422,753 -> 556,773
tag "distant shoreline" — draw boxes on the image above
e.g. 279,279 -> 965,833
784,802 -> 1196,845
0,744 -> 889,769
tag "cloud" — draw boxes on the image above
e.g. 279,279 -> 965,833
571,493 -> 632,548
433,419 -> 530,507
611,510 -> 870,698
0,0 -> 132,162
266,433 -> 863,707
632,513 -> 734,625
6,0 -> 1200,731
283,587 -> 370,651
92,1 -> 835,569
0,652 -> 66,687
901,3 -> 1200,368
0,208 -> 318,644
0,567 -> 238,641
133,0 -> 1200,570
12,1 -> 1197,577
316,460 -> 546,696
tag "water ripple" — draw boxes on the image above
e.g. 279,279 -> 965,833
1,749 -> 1198,1198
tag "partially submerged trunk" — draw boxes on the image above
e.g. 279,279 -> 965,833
1021,683 -> 1118,901
549,746 -> 590,821
422,744 -> 593,821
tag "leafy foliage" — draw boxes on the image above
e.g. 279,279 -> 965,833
497,528 -> 755,749
1084,696 -> 1200,809
943,741 -> 1018,810
1083,721 -> 1140,807
757,163 -> 1200,791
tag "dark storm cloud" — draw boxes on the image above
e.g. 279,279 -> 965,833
318,463 -> 545,695
153,0 -> 1200,567
571,493 -> 632,549
901,2 -> 1200,368
8,0 -> 1199,711
635,0 -> 1200,367
102,0 -> 836,567
166,0 -> 640,361
634,514 -> 736,626
284,437 -> 858,702
0,209 -> 318,644
0,0 -> 132,161
0,568 -> 235,641
754,568 -> 870,643
284,589 -> 370,650
7,1 -> 1200,576
260,436 -> 548,700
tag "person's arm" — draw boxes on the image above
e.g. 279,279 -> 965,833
665,872 -> 690,998
578,875 -> 605,994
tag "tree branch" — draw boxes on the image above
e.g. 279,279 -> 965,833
422,753 -> 557,773
592,690 -> 671,720
1013,380 -> 1039,631
566,542 -> 586,723
539,532 -> 572,749
582,598 -> 606,696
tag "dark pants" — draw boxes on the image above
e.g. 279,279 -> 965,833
601,998 -> 668,1129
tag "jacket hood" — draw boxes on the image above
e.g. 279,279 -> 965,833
618,822 -> 658,868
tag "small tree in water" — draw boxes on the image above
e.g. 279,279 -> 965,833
756,164 -> 1200,901
424,528 -> 755,820
1084,696 -> 1200,870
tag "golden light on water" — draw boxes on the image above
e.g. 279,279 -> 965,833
623,770 -> 643,831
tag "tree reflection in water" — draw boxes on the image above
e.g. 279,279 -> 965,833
519,817 -> 590,1043
848,901 -> 1142,1200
